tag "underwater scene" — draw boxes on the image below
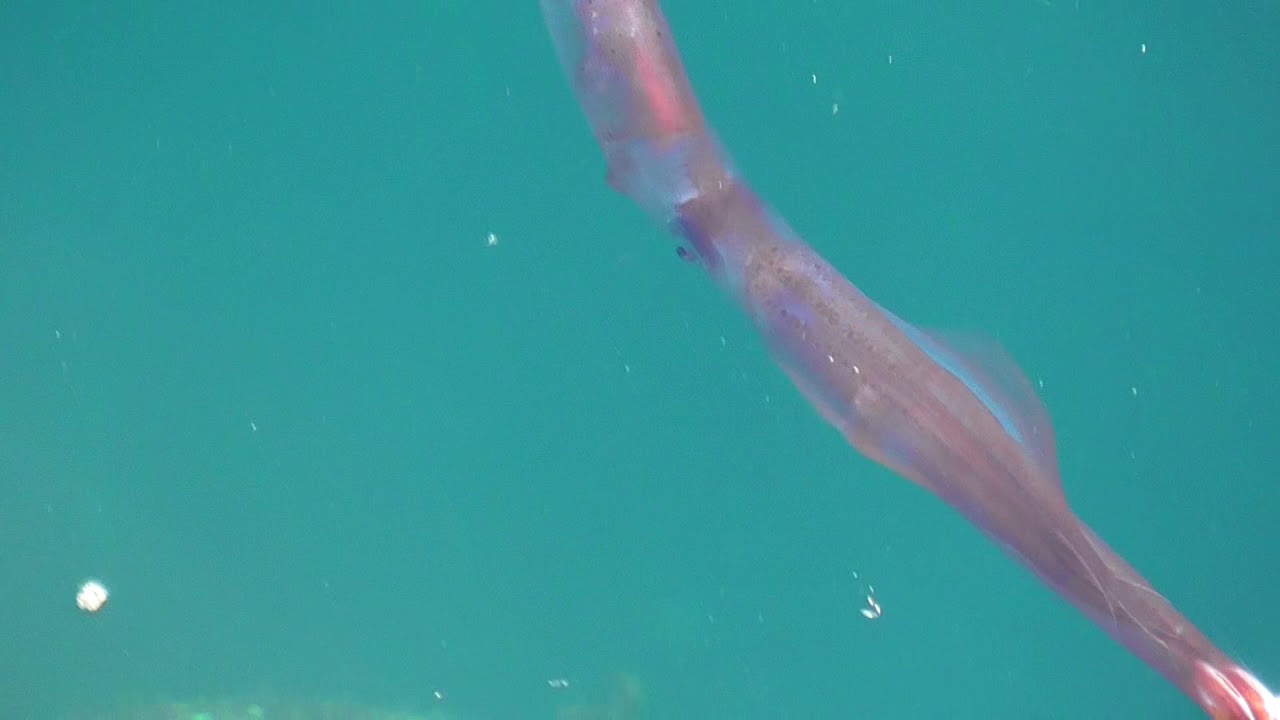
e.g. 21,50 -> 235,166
3,2 -> 1277,718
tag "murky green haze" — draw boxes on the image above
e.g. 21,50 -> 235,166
2,2 -> 1277,719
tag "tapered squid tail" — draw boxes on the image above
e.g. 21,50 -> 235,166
1194,660 -> 1279,719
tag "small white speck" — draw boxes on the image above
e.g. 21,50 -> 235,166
864,592 -> 882,618
54,329 -> 62,339
1130,386 -> 1138,397
832,102 -> 839,115
76,579 -> 109,613
486,232 -> 499,247
854,576 -> 882,618
811,73 -> 817,84
548,678 -> 571,689
827,354 -> 835,363
250,421 -> 258,432
888,54 -> 893,65
1140,43 -> 1147,54
434,690 -> 445,701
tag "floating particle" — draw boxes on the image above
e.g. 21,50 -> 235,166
857,581 -> 883,619
76,579 -> 109,613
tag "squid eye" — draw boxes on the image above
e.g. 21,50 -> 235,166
676,245 -> 697,263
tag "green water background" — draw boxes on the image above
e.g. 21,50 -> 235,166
2,2 -> 1277,718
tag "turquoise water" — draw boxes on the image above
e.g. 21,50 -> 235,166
2,2 -> 1277,718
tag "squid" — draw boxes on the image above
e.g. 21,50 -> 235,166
538,1 -> 1276,716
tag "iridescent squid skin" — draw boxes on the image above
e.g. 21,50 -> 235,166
539,1 -> 1277,717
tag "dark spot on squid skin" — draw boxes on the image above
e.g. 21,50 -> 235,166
676,246 -> 696,262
